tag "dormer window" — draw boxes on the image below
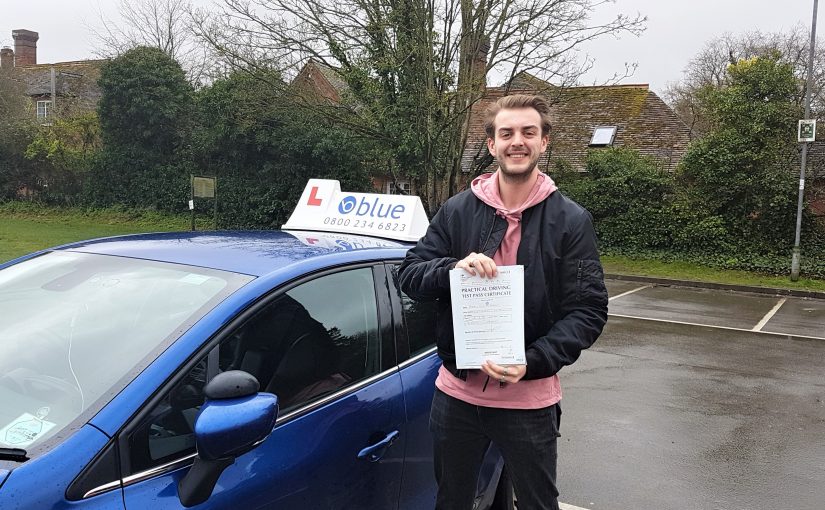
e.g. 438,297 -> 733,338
37,100 -> 52,124
590,126 -> 617,146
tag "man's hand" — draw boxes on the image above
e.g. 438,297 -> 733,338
481,361 -> 527,384
455,252 -> 498,278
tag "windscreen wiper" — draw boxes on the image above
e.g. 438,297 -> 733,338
0,448 -> 29,462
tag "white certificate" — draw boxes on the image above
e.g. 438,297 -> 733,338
449,265 -> 525,369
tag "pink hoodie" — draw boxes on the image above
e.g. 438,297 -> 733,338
435,171 -> 562,409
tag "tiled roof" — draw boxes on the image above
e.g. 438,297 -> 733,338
14,60 -> 105,113
313,61 -> 349,95
462,81 -> 692,174
291,59 -> 350,104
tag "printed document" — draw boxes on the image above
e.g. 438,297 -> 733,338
449,265 -> 525,369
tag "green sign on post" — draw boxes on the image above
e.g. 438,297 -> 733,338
193,177 -> 216,198
190,175 -> 218,230
798,119 -> 817,142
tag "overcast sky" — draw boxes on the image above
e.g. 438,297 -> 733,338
0,0 -> 820,95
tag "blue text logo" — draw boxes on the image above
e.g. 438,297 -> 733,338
338,196 -> 357,214
337,196 -> 406,219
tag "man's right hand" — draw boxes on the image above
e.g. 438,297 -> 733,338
455,252 -> 498,278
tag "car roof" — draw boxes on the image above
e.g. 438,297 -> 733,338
52,230 -> 412,277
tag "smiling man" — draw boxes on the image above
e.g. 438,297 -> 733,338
399,94 -> 608,510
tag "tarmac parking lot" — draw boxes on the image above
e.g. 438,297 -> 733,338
556,279 -> 825,510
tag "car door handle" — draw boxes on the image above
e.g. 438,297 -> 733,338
357,430 -> 400,462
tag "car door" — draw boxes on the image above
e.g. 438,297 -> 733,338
118,264 -> 407,509
386,263 -> 506,510
385,263 -> 440,509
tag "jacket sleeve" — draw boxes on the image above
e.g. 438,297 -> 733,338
523,209 -> 608,380
398,202 -> 459,301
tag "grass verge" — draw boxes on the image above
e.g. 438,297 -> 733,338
602,254 -> 825,293
0,202 -> 211,263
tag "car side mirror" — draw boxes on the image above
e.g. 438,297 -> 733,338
177,370 -> 278,508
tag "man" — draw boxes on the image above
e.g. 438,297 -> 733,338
398,94 -> 608,510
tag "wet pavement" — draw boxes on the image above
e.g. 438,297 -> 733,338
557,280 -> 825,510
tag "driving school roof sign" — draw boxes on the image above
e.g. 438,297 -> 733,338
283,179 -> 430,241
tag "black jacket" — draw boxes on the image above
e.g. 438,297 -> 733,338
398,187 -> 608,380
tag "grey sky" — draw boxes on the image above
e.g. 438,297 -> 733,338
0,0 -> 820,96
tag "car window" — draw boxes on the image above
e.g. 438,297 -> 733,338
126,267 -> 381,474
0,252 -> 250,457
400,291 -> 438,356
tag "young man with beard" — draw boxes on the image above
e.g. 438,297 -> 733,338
398,94 -> 608,510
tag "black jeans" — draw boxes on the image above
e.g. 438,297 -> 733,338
429,388 -> 562,510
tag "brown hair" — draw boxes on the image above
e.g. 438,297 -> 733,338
483,94 -> 552,139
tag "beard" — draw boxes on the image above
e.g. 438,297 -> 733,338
498,151 -> 540,184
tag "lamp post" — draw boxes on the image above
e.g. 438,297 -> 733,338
791,0 -> 819,281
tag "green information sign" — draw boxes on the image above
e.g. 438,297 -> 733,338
193,176 -> 216,198
798,119 -> 816,142
189,175 -> 218,231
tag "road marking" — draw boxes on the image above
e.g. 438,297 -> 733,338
752,297 -> 787,332
560,504 -> 591,510
608,284 -> 651,302
608,313 -> 825,341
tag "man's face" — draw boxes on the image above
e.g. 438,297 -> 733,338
487,107 -> 549,180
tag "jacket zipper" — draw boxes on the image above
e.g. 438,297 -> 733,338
480,211 -> 495,253
577,260 -> 583,300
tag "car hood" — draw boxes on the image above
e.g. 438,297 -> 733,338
0,469 -> 8,490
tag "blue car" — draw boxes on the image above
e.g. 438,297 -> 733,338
0,227 -> 511,509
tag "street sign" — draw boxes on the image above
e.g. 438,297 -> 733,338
193,176 -> 216,198
798,119 -> 817,142
190,175 -> 218,231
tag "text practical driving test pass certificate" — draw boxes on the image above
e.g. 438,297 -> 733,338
449,265 -> 525,369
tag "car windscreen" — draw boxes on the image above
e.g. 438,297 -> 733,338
0,251 -> 252,455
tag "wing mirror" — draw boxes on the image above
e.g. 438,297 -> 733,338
177,370 -> 278,507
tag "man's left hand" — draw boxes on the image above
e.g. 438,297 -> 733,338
481,361 -> 527,384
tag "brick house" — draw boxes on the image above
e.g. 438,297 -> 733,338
0,29 -> 104,124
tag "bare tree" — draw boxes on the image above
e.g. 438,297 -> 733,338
90,0 -> 215,84
665,26 -> 825,138
192,0 -> 645,210
665,26 -> 825,213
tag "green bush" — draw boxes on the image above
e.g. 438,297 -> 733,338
560,148 -> 676,249
555,146 -> 825,278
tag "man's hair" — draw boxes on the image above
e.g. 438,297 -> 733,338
483,94 -> 552,139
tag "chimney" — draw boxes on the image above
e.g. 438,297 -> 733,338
472,36 -> 490,91
12,29 -> 39,66
0,47 -> 13,69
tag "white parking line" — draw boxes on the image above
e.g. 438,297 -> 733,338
609,313 -> 825,341
752,297 -> 787,332
560,503 -> 591,510
608,284 -> 651,302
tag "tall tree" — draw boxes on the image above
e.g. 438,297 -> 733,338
677,54 -> 801,249
88,46 -> 194,210
192,0 -> 644,212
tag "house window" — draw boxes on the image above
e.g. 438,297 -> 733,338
36,100 -> 52,123
590,126 -> 617,147
386,179 -> 411,195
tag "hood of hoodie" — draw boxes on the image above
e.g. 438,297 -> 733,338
470,171 -> 557,217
